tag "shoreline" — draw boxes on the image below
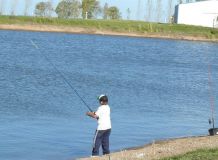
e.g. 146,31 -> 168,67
0,24 -> 218,42
79,135 -> 218,160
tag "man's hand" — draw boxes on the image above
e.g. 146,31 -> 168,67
86,112 -> 98,119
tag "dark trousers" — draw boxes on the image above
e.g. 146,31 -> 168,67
92,129 -> 111,156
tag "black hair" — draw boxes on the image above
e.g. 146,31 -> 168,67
99,95 -> 108,103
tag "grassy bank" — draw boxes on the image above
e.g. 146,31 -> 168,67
162,148 -> 218,160
0,15 -> 218,41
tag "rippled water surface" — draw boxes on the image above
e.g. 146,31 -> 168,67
0,30 -> 218,160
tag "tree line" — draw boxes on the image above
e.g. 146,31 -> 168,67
35,0 -> 121,20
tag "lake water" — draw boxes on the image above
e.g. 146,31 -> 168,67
0,30 -> 218,160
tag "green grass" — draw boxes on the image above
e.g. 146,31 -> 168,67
161,148 -> 218,160
0,15 -> 218,39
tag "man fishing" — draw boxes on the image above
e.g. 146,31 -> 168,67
30,40 -> 111,156
86,95 -> 111,156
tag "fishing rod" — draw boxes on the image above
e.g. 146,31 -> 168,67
206,51 -> 218,136
30,40 -> 93,112
207,59 -> 216,133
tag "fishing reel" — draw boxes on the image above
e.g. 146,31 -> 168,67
208,118 -> 218,136
209,118 -> 212,125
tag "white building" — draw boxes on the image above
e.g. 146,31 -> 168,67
175,0 -> 218,28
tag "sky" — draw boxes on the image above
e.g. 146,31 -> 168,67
0,0 -> 191,22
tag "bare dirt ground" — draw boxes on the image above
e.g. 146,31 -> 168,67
0,24 -> 218,42
79,135 -> 218,160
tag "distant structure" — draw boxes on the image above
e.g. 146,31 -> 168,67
174,0 -> 218,28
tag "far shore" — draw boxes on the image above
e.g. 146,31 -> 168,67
0,24 -> 218,42
79,135 -> 218,160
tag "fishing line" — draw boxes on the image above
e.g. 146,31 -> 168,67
30,40 -> 93,112
203,45 -> 217,135
207,55 -> 215,129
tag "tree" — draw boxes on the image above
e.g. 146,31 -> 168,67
168,0 -> 173,22
82,0 -> 101,19
24,0 -> 32,16
145,0 -> 152,22
35,1 -> 53,17
136,0 -> 141,20
11,0 -> 18,15
156,0 -> 162,22
126,8 -> 131,20
107,6 -> 121,20
47,0 -> 54,17
0,0 -> 4,15
55,0 -> 81,18
103,3 -> 109,19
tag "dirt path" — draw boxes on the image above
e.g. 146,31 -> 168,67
0,24 -> 218,42
79,135 -> 218,160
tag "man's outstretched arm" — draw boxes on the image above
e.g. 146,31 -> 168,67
86,112 -> 99,119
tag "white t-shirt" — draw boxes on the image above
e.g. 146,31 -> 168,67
95,105 -> 111,130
